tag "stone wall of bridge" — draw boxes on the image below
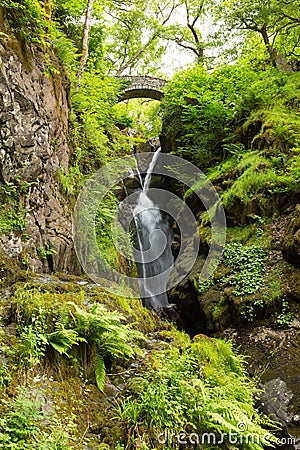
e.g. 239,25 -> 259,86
118,76 -> 167,101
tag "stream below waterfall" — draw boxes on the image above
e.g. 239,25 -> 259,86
133,148 -> 174,310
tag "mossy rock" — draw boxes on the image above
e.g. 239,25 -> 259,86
281,205 -> 300,266
0,251 -> 29,287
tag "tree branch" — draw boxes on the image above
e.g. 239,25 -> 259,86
175,39 -> 202,57
281,11 -> 300,24
116,33 -> 159,75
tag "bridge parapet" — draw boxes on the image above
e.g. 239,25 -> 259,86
118,76 -> 167,101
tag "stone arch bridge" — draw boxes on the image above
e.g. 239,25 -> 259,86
118,76 -> 167,101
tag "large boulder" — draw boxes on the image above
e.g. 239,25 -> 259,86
0,42 -> 80,274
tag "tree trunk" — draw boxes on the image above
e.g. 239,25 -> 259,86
187,22 -> 204,63
260,22 -> 277,67
77,0 -> 94,86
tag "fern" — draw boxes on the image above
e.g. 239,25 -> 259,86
94,353 -> 106,391
117,343 -> 278,450
47,323 -> 86,356
57,306 -> 70,328
68,302 -> 144,390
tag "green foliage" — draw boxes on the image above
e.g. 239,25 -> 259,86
118,338 -> 277,449
162,64 -> 257,167
198,275 -> 214,294
10,285 -> 145,389
239,298 -> 265,323
0,362 -> 11,388
223,242 -> 265,296
115,99 -> 162,138
104,0 -> 174,75
15,308 -> 84,367
227,221 -> 271,248
71,72 -> 119,150
58,164 -> 84,196
95,192 -> 121,270
37,244 -> 56,260
11,285 -> 84,329
276,300 -> 294,328
1,0 -> 49,44
0,206 -> 26,235
0,180 -> 31,235
17,320 -> 48,367
65,71 -> 133,200
207,147 -> 300,210
50,25 -> 78,76
68,302 -> 144,390
0,388 -> 71,449
162,65 -> 300,172
47,322 -> 86,355
214,0 -> 300,64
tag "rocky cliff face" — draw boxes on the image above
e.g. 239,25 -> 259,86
0,42 -> 79,273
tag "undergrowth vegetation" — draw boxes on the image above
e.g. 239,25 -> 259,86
0,276 -> 279,449
0,388 -> 73,449
162,66 -> 300,171
207,148 -> 300,209
6,282 -> 145,390
222,243 -> 265,296
117,334 -> 277,449
165,62 -> 299,334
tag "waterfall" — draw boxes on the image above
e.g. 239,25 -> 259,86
133,148 -> 174,310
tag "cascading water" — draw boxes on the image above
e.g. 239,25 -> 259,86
133,148 -> 174,310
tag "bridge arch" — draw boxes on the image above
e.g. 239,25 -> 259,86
118,76 -> 167,102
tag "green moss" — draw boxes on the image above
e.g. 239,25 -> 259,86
157,328 -> 191,349
227,220 -> 272,248
205,147 -> 300,212
207,155 -> 240,183
222,158 -> 277,207
261,265 -> 282,305
9,284 -> 85,330
248,107 -> 300,151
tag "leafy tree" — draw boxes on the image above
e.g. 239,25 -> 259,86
161,63 -> 259,167
54,0 -> 178,76
105,0 -> 178,75
214,0 -> 300,67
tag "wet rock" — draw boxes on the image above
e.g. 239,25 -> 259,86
0,234 -> 22,258
257,379 -> 300,450
256,378 -> 293,426
225,194 -> 298,227
281,261 -> 300,303
221,326 -> 300,444
168,256 -> 207,335
157,303 -> 184,329
3,322 -> 17,336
